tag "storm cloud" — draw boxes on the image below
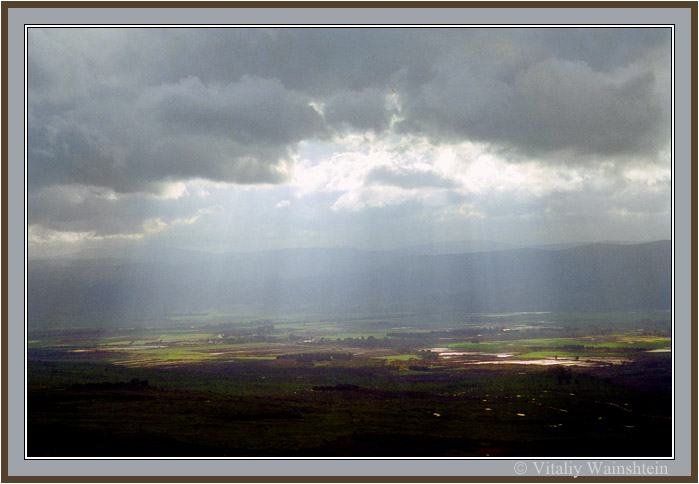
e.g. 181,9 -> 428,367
26,27 -> 672,255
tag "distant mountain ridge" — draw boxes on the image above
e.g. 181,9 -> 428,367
28,240 -> 671,328
32,238 -> 658,262
390,239 -> 517,256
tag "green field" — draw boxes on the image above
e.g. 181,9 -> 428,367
27,311 -> 672,457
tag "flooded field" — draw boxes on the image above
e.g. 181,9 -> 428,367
428,347 -> 633,368
460,357 -> 632,367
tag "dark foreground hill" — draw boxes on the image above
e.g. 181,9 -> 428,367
28,240 -> 671,327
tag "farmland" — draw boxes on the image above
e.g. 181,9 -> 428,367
27,311 -> 672,457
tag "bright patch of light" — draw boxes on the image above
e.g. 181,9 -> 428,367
331,186 -> 415,212
624,165 -> 671,186
291,134 -> 604,213
154,182 -> 190,200
309,101 -> 325,117
28,226 -> 144,245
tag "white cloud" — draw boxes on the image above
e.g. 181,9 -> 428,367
142,218 -> 168,233
143,215 -> 200,234
331,186 -> 416,212
154,182 -> 190,200
291,134 -> 619,214
28,225 -> 144,246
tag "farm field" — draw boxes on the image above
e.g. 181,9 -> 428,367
27,311 -> 672,457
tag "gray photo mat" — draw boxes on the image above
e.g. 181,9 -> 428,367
6,4 -> 693,478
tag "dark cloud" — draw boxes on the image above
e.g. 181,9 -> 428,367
28,186 -> 152,235
28,183 -> 215,236
140,76 -> 324,144
511,58 -> 665,156
534,27 -> 670,72
396,51 -> 669,160
28,73 -> 323,192
324,87 -> 396,133
28,27 -> 670,195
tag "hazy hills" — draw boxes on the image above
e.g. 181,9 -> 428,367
28,240 -> 671,328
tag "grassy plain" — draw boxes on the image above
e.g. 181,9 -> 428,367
27,311 -> 671,457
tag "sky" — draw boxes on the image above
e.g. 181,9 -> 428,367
27,27 -> 672,257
